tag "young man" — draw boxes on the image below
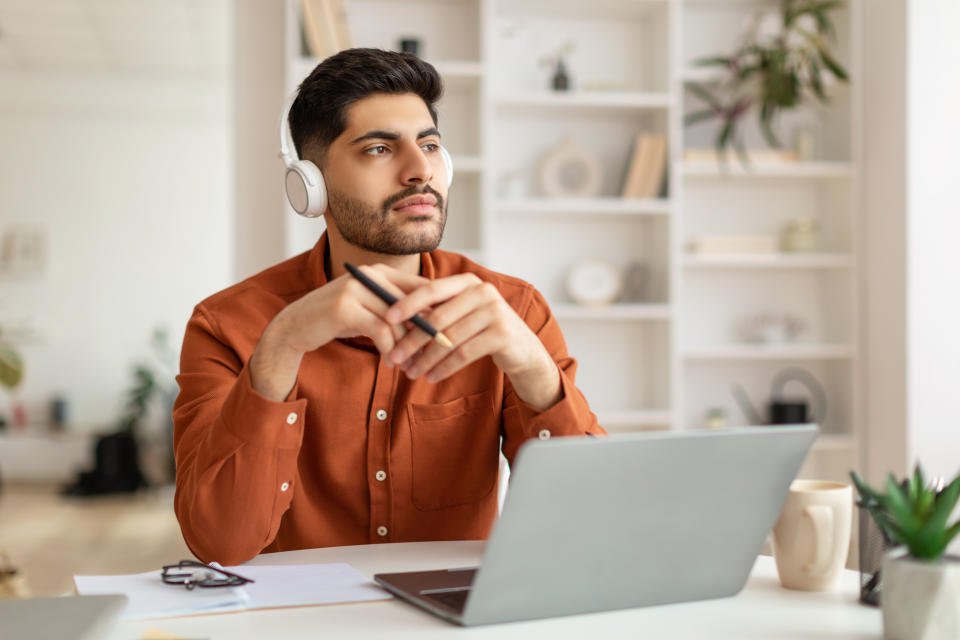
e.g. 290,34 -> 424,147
173,49 -> 604,565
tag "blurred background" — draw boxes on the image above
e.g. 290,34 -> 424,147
0,0 -> 957,597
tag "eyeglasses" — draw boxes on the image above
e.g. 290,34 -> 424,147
161,560 -> 255,590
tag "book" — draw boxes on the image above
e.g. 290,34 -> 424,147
620,133 -> 668,199
637,134 -> 667,198
301,0 -> 353,60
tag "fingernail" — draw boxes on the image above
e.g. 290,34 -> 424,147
407,367 -> 421,378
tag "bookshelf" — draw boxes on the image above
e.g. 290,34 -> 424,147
282,0 -> 863,482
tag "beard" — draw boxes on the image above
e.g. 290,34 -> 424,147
325,184 -> 447,256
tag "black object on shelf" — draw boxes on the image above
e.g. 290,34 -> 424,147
552,59 -> 570,91
399,38 -> 421,56
857,503 -> 896,606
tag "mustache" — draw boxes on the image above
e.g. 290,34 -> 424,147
381,184 -> 445,219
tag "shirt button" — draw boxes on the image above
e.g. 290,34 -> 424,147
375,470 -> 387,482
280,482 -> 290,492
377,525 -> 388,537
538,429 -> 551,440
285,412 -> 298,425
376,409 -> 388,421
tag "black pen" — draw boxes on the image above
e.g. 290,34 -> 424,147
344,262 -> 453,348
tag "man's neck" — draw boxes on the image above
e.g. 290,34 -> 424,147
324,225 -> 421,281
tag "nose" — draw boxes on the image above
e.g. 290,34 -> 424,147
399,142 -> 435,186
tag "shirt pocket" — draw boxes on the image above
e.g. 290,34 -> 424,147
407,390 -> 500,511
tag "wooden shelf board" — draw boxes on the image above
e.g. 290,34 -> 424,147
684,345 -> 857,360
553,304 -> 672,320
684,253 -> 855,269
496,198 -> 671,216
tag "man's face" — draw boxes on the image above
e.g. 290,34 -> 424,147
319,92 -> 448,255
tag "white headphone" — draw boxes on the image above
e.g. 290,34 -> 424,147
279,92 -> 454,218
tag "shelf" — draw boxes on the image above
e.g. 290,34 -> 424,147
682,161 -> 855,179
596,409 -> 674,430
684,344 -> 857,361
681,67 -> 727,84
292,58 -> 483,83
553,304 -> 671,320
496,198 -> 671,216
684,253 -> 855,270
496,91 -> 671,111
498,0 -> 669,18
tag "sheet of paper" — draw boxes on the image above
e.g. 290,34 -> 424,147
75,562 -> 390,620
74,571 -> 248,620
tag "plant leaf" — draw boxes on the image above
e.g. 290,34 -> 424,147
759,99 -> 781,148
684,109 -> 719,126
686,83 -> 724,111
884,474 -> 922,535
693,56 -> 734,68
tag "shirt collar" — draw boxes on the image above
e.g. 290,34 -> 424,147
308,231 -> 438,290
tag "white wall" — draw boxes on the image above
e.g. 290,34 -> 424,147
0,70 -> 233,430
905,0 -> 960,481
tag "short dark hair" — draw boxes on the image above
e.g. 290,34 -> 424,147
288,48 -> 443,163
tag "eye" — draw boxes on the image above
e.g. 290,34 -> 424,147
365,145 -> 390,156
421,142 -> 440,153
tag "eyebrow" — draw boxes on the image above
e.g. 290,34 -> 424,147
350,128 -> 441,145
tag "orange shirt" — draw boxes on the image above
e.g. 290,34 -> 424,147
173,234 -> 605,565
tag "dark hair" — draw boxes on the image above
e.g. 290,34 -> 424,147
289,48 -> 443,162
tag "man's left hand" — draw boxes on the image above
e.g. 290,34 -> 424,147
384,272 -> 562,411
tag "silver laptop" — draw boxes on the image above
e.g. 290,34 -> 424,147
375,424 -> 817,626
0,595 -> 127,640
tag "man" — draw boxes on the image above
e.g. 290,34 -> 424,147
173,48 -> 604,565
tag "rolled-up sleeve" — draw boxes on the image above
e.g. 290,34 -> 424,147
173,305 -> 306,565
500,287 -> 606,464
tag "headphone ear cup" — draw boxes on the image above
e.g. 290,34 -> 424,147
440,146 -> 454,189
285,160 -> 327,218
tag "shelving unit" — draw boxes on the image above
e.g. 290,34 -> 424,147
282,0 -> 863,479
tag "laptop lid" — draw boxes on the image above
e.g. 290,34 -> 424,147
0,595 -> 127,640
460,425 -> 817,625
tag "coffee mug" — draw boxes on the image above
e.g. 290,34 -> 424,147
772,480 -> 852,591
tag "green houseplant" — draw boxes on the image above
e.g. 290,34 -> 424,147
685,0 -> 850,162
851,466 -> 960,640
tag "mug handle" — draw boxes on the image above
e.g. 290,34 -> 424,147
802,505 -> 835,576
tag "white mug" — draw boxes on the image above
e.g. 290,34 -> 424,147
772,480 -> 852,591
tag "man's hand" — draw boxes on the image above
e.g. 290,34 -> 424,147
384,273 -> 562,411
250,264 -> 427,401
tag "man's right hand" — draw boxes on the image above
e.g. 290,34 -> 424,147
249,264 -> 427,401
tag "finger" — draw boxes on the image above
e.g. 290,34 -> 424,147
422,326 -> 504,383
388,283 -> 493,365
355,264 -> 414,304
404,303 -> 497,380
385,273 -> 483,324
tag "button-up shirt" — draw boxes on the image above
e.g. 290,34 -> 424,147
173,234 -> 605,565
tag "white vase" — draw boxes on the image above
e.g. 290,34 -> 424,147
882,550 -> 960,640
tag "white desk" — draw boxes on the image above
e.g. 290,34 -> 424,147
108,541 -> 882,639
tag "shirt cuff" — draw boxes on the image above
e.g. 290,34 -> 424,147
514,365 -> 596,439
219,364 -> 308,450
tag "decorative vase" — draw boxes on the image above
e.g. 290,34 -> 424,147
882,550 -> 960,640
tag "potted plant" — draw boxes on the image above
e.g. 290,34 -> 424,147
685,0 -> 850,163
0,327 -> 25,430
851,466 -> 960,640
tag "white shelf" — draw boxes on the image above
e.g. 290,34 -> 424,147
596,409 -> 674,430
499,0 -> 668,18
431,61 -> 484,78
682,66 -> 727,84
496,91 -> 671,111
496,198 -> 671,216
684,253 -> 855,270
684,344 -> 857,361
552,304 -> 671,320
682,161 -> 855,179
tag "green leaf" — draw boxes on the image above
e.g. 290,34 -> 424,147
884,474 -> 922,534
686,83 -> 724,111
684,109 -> 718,126
923,476 -> 960,536
717,119 -> 735,154
693,56 -> 734,68
817,46 -> 849,81
944,520 -> 960,547
759,99 -> 781,148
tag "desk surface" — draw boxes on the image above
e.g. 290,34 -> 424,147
108,541 -> 882,639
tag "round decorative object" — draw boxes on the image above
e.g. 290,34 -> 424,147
566,259 -> 622,306
537,139 -> 602,197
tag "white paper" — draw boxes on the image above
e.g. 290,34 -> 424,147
75,562 -> 390,620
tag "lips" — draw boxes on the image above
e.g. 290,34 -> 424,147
392,194 -> 438,215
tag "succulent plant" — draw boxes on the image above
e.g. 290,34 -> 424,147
851,466 -> 960,561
